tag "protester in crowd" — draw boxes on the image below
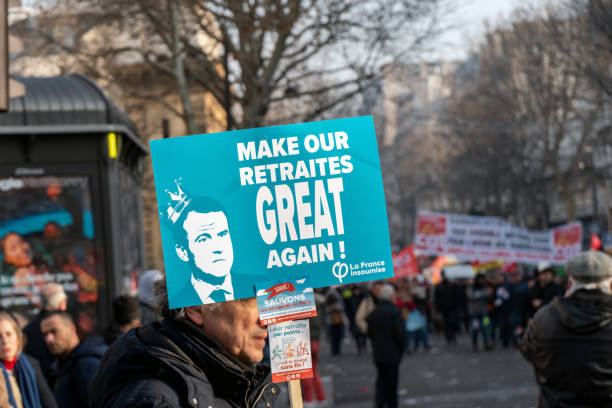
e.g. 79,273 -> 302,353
0,311 -> 57,408
343,285 -> 367,353
366,284 -> 404,408
325,287 -> 346,356
301,290 -> 327,407
23,283 -> 68,387
520,251 -> 612,407
102,295 -> 142,346
453,278 -> 469,334
90,278 -> 278,408
41,311 -> 107,408
526,262 -> 563,319
467,274 -> 492,351
355,281 -> 384,336
509,268 -> 529,346
137,269 -> 162,324
405,281 -> 430,352
491,271 -> 513,349
434,272 -> 459,345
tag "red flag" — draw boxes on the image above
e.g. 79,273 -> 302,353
392,245 -> 419,279
591,233 -> 602,250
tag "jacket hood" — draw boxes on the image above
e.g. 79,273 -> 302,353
92,321 -> 202,407
92,319 -> 273,408
553,290 -> 612,333
72,337 -> 108,360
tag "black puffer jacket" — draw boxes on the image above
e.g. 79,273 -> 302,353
90,318 -> 279,408
366,300 -> 405,365
520,289 -> 612,407
53,337 -> 108,408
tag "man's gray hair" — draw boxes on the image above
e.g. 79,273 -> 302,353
378,284 -> 395,301
567,276 -> 612,296
39,283 -> 67,311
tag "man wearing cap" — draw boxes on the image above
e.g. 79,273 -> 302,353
520,250 -> 612,407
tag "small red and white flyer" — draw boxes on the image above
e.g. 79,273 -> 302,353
256,276 -> 317,326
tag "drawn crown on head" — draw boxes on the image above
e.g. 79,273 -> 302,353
163,178 -> 192,224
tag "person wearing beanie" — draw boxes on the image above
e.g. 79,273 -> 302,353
137,270 -> 163,324
520,250 -> 612,407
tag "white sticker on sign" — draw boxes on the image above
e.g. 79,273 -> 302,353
268,320 -> 313,383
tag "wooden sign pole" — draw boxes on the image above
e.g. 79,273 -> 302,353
288,379 -> 304,408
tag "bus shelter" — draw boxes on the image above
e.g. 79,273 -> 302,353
0,75 -> 148,333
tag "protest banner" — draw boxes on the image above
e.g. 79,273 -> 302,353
151,116 -> 393,308
415,211 -> 582,265
268,320 -> 313,383
392,244 -> 419,278
256,276 -> 317,325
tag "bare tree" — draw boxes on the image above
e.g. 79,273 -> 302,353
18,0 -> 450,134
441,7 -> 609,224
550,0 -> 612,98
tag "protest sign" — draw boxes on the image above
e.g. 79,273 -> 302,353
151,116 -> 393,308
256,276 -> 317,325
392,244 -> 419,278
268,320 -> 313,383
415,211 -> 582,265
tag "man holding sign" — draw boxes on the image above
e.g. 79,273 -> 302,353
90,280 -> 279,408
91,116 -> 394,407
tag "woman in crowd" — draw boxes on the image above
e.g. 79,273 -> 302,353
0,312 -> 57,408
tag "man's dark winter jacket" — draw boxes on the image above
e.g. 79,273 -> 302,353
434,280 -> 457,313
520,289 -> 612,407
53,336 -> 108,408
23,314 -> 55,385
366,300 -> 405,365
90,318 -> 279,408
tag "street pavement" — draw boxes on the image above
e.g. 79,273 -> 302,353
310,332 -> 539,408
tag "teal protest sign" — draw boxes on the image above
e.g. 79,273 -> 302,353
151,116 -> 393,308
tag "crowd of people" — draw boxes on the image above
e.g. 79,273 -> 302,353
1,250 -> 612,407
433,262 -> 565,351
0,269 -> 159,408
310,259 -> 577,408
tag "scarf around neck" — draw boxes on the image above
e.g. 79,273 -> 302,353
1,354 -> 42,408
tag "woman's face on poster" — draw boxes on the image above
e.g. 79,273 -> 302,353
3,233 -> 33,267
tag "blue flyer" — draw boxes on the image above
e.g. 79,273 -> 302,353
256,276 -> 317,325
151,116 -> 393,308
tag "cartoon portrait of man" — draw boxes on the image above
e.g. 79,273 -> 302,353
164,179 -> 235,305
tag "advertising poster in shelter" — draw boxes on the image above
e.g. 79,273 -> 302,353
0,175 -> 100,332
415,210 -> 582,265
151,116 -> 393,308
